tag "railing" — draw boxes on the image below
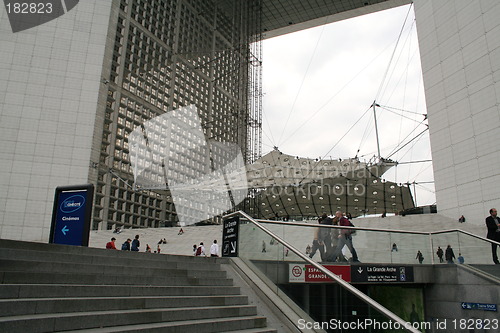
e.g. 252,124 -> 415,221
247,218 -> 500,266
225,211 -> 422,333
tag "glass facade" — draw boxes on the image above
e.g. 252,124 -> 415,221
92,0 -> 262,230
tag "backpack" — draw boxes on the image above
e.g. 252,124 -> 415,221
195,246 -> 202,256
121,242 -> 128,250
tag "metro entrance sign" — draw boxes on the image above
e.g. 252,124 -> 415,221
289,264 -> 414,283
289,264 -> 352,283
49,184 -> 94,246
351,264 -> 414,283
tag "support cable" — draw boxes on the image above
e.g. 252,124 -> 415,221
276,20 -> 329,147
386,127 -> 428,159
375,3 -> 413,100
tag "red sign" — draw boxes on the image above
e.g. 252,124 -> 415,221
289,264 -> 351,283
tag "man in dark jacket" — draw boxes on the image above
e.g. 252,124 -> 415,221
486,208 -> 500,264
121,238 -> 131,251
445,245 -> 455,264
131,234 -> 140,251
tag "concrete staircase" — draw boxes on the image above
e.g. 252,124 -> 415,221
0,239 -> 277,333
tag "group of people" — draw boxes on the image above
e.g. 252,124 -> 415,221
193,240 -> 219,257
415,246 -> 462,264
309,211 -> 359,263
106,235 -> 221,257
434,245 -> 463,264
412,207 -> 500,265
105,234 -> 161,253
103,207 -> 500,265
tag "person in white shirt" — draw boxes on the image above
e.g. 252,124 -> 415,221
210,240 -> 219,257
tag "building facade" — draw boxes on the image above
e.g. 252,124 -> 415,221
413,0 -> 500,223
0,0 -> 262,241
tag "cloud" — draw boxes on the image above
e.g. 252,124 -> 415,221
262,4 -> 435,206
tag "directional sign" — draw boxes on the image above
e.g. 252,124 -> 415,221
61,225 -> 69,235
351,265 -> 414,283
49,184 -> 94,246
461,302 -> 497,312
222,216 -> 239,257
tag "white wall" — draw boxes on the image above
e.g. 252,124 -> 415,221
0,1 -> 113,241
414,0 -> 500,225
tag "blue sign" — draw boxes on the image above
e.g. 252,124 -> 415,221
49,184 -> 94,246
461,302 -> 497,312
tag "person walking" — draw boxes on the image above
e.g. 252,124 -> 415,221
131,234 -> 140,252
436,246 -> 444,263
319,213 -> 333,259
485,208 -> 500,264
106,237 -> 117,250
415,250 -> 424,264
445,244 -> 455,264
331,211 -> 359,262
195,242 -> 205,256
121,238 -> 131,251
457,253 -> 465,264
210,240 -> 219,257
309,218 -> 325,261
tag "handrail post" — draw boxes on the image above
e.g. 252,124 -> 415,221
429,233 -> 434,265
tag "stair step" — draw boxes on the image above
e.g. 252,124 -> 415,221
0,284 -> 241,299
0,258 -> 226,279
0,239 -> 276,332
0,305 -> 258,332
0,295 -> 249,317
0,248 -> 223,271
54,316 -> 269,333
0,271 -> 233,286
225,329 -> 278,333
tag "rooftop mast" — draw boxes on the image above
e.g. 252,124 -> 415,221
372,100 -> 381,161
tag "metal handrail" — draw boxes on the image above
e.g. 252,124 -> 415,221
429,228 -> 500,246
251,218 -> 500,246
254,218 -> 429,235
225,210 -> 421,333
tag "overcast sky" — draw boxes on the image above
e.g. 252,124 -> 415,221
261,4 -> 436,207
